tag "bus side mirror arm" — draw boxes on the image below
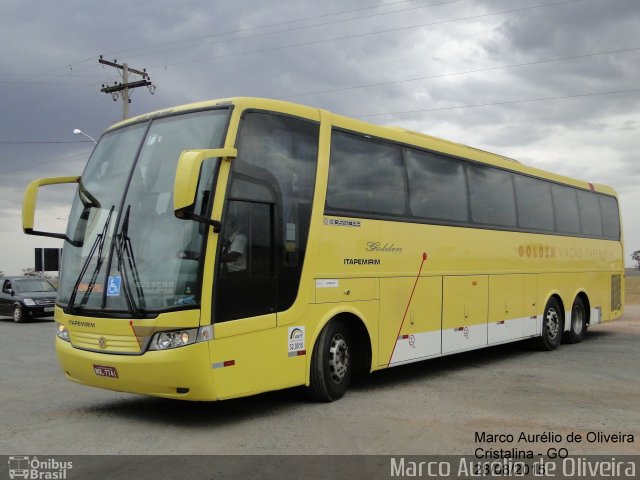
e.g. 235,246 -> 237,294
22,176 -> 81,241
173,147 -> 237,232
175,211 -> 222,233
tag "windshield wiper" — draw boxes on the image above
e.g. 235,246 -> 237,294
114,205 -> 145,315
67,206 -> 115,311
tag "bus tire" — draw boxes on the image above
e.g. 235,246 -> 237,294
308,320 -> 352,402
539,297 -> 563,351
566,297 -> 587,344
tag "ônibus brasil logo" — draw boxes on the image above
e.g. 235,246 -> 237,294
8,456 -> 73,479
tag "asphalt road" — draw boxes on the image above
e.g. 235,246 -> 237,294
1,307 -> 639,456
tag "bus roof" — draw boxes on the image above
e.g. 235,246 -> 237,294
109,97 -> 617,197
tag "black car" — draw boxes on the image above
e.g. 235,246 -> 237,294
0,276 -> 57,323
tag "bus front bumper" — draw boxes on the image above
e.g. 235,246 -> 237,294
56,338 -> 218,400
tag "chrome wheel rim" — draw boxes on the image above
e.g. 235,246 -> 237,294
545,307 -> 560,339
328,333 -> 349,384
13,307 -> 22,322
572,305 -> 584,335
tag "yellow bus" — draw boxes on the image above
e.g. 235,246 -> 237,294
22,97 -> 624,401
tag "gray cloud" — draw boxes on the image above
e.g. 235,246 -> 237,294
1,0 -> 640,273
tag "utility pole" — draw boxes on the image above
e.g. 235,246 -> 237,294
99,55 -> 155,120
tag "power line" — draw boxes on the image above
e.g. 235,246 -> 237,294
0,0 -> 470,111
147,0 -> 590,69
0,141 -> 93,145
2,1 -> 431,87
354,86 -> 640,118
105,0 -> 457,60
280,46 -> 640,99
0,0 -> 596,107
121,0 -> 466,62
1,150 -> 94,176
0,56 -> 96,98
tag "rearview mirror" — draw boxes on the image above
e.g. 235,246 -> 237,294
173,148 -> 237,231
23,176 -> 80,240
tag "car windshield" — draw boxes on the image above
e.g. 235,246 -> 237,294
15,279 -> 56,293
57,108 -> 229,313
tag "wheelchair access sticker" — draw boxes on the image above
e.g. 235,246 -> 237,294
107,276 -> 122,297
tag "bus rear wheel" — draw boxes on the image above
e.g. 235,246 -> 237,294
308,320 -> 352,402
539,297 -> 562,351
566,297 -> 587,344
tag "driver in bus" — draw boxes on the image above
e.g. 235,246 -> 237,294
221,214 -> 247,274
179,212 -> 247,275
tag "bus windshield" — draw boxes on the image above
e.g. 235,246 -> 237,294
57,108 -> 229,313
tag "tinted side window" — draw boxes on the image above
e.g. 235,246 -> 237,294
577,190 -> 603,237
599,195 -> 620,240
327,131 -> 406,215
215,200 -> 277,322
551,184 -> 580,234
215,112 -> 319,322
514,175 -> 554,231
405,149 -> 469,222
468,165 -> 517,227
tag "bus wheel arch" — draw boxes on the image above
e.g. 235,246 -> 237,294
539,294 -> 564,351
307,312 -> 372,402
566,292 -> 590,344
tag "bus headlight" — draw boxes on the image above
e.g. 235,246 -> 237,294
56,323 -> 70,342
149,328 -> 199,351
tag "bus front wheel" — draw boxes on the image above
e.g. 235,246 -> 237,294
539,297 -> 563,351
308,320 -> 352,402
566,297 -> 587,344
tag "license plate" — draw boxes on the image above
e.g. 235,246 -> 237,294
44,307 -> 54,313
93,365 -> 118,378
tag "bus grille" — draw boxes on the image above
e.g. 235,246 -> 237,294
71,331 -> 142,354
611,274 -> 622,311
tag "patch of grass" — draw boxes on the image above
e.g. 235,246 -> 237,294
626,276 -> 640,305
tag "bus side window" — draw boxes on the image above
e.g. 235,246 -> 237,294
552,184 -> 581,234
514,174 -> 554,231
577,190 -> 603,237
326,131 -> 406,216
405,149 -> 468,223
599,195 -> 620,240
467,164 -> 517,227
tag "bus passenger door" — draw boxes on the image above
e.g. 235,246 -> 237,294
442,276 -> 488,354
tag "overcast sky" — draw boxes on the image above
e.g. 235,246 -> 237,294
1,0 -> 639,275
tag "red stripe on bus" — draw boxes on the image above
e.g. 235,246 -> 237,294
388,252 -> 428,365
